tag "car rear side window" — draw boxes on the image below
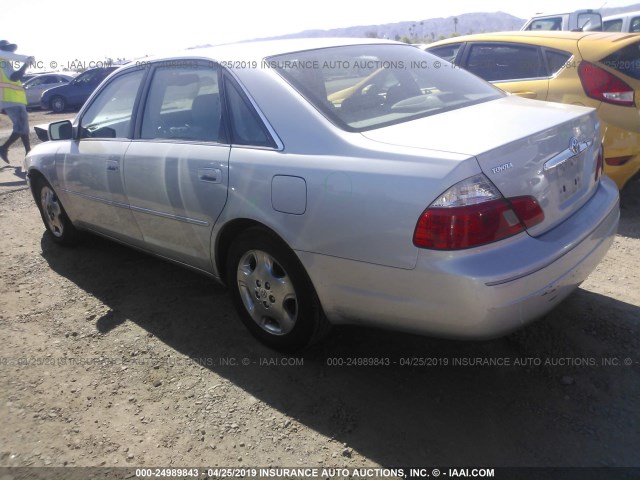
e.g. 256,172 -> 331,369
601,42 -> 640,80
466,44 -> 545,81
604,19 -> 623,31
224,78 -> 276,148
428,44 -> 463,64
141,63 -> 225,143
545,49 -> 572,76
79,70 -> 145,139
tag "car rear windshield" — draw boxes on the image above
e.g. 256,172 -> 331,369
268,44 -> 503,131
601,42 -> 640,80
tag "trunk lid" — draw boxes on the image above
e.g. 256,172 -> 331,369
361,95 -> 601,236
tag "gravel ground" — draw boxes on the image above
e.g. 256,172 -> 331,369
0,110 -> 639,472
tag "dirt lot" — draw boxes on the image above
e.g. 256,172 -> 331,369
0,110 -> 639,473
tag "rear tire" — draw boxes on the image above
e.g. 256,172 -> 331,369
50,96 -> 66,113
34,177 -> 79,246
226,228 -> 330,351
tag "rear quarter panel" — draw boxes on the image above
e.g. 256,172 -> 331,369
219,142 -> 478,271
215,67 -> 479,271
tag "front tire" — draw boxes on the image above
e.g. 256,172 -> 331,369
34,177 -> 78,246
50,96 -> 66,113
226,228 -> 329,351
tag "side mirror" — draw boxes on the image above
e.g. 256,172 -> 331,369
49,120 -> 73,141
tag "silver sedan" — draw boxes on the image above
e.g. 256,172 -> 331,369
24,39 -> 619,351
22,73 -> 74,108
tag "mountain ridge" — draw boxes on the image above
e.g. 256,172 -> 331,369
251,3 -> 640,42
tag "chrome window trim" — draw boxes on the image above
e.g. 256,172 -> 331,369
223,69 -> 285,151
129,138 -> 229,147
490,76 -> 550,84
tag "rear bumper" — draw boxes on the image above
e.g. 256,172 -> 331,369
602,122 -> 640,190
299,177 -> 620,339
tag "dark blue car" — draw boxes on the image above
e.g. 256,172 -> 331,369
40,66 -> 118,112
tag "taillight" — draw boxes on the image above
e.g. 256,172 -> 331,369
578,61 -> 635,106
413,174 -> 544,250
509,196 -> 545,228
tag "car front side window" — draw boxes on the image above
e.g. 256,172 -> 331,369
140,63 -> 225,143
79,70 -> 145,139
528,18 -> 562,30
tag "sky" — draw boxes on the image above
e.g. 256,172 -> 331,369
2,0 -> 637,69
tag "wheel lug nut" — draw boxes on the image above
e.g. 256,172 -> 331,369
269,295 -> 275,303
256,280 -> 261,287
265,282 -> 270,290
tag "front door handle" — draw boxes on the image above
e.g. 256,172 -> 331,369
106,160 -> 119,172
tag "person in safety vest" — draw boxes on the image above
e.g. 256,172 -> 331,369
0,40 -> 34,164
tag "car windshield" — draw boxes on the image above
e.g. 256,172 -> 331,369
74,69 -> 107,83
269,44 -> 503,131
22,77 -> 39,87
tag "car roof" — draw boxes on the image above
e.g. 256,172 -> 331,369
603,10 -> 640,20
427,31 -> 640,49
426,31 -> 640,63
132,38 -> 400,66
429,30 -> 632,44
29,72 -> 65,76
76,66 -> 117,73
23,72 -> 73,83
528,11 -> 588,16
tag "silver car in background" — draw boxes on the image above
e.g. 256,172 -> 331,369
24,39 -> 619,351
22,73 -> 75,108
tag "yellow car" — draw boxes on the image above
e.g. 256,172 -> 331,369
425,31 -> 640,189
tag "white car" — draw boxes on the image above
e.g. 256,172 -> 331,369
521,9 -> 602,31
603,11 -> 640,32
24,39 -> 619,351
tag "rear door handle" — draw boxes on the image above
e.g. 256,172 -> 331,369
198,168 -> 222,183
106,160 -> 119,172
